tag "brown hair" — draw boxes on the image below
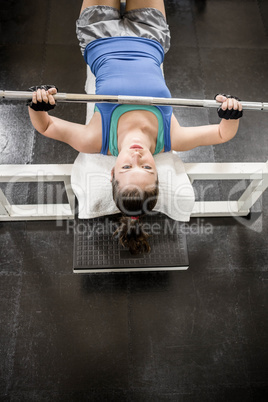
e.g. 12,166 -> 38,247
112,177 -> 159,255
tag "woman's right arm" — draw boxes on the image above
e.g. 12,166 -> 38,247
28,87 -> 99,153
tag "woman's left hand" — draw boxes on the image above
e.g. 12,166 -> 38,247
215,94 -> 243,120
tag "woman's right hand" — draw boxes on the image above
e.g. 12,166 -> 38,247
28,85 -> 57,111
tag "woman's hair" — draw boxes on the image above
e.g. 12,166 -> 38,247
112,176 -> 159,255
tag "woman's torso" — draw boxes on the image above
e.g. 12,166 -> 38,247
83,36 -> 173,154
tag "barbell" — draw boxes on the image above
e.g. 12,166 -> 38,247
1,90 -> 268,111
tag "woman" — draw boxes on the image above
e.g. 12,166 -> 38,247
28,0 -> 243,254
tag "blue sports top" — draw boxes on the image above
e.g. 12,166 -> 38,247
95,104 -> 165,156
84,37 -> 173,155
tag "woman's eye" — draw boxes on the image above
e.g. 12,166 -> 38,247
143,166 -> 152,170
122,165 -> 131,169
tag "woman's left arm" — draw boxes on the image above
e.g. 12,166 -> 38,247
171,94 -> 243,151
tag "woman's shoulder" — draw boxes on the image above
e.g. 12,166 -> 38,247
169,113 -> 184,151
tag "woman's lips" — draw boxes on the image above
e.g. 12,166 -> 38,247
130,145 -> 143,149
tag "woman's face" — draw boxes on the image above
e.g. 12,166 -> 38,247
111,145 -> 158,191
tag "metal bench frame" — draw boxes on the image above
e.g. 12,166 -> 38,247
0,162 -> 267,221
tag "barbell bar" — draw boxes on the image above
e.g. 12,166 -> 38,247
1,90 -> 268,111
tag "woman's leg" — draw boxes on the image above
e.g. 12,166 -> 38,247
125,0 -> 166,19
80,0 -> 120,15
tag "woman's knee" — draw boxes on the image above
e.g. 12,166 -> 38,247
80,0 -> 120,15
125,0 -> 166,19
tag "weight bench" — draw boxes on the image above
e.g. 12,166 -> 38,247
1,161 -> 267,273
